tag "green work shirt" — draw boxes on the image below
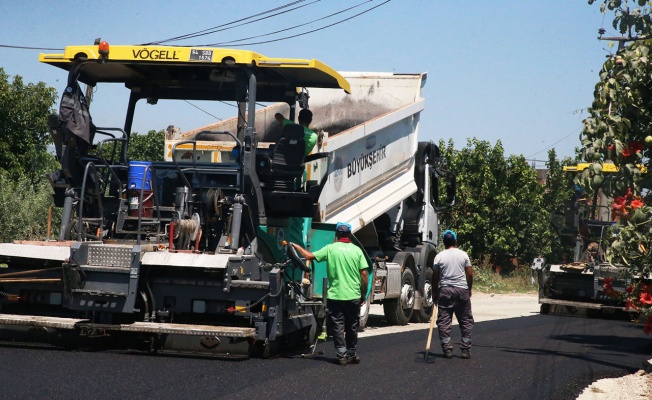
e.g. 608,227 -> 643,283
312,241 -> 367,301
282,118 -> 318,156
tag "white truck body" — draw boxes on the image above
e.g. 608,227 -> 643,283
167,72 -> 429,235
310,72 -> 425,232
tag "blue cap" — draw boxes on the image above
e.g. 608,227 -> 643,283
442,230 -> 457,240
336,222 -> 352,232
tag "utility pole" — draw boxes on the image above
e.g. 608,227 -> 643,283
597,6 -> 649,52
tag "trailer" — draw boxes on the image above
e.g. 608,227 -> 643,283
0,42 -> 454,356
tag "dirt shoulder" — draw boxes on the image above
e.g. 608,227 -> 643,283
576,369 -> 652,399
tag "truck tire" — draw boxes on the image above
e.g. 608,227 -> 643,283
411,268 -> 434,323
410,244 -> 437,323
383,268 -> 415,325
540,303 -> 551,314
358,251 -> 382,332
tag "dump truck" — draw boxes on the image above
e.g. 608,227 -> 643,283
539,163 -> 633,315
0,42 -> 454,357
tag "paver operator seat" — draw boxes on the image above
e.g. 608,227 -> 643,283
258,123 -> 306,191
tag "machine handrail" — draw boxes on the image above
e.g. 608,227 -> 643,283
97,137 -> 128,198
135,163 -> 161,245
78,161 -> 104,241
171,134 -> 243,191
95,127 -> 127,139
171,140 -> 197,190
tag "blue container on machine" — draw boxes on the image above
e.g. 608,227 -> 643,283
128,161 -> 153,190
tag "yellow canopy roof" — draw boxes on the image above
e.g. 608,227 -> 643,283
39,44 -> 350,100
563,163 -> 619,173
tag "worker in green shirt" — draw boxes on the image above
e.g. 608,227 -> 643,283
275,109 -> 318,156
291,222 -> 369,366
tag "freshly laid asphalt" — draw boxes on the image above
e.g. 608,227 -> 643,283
1,311 -> 650,400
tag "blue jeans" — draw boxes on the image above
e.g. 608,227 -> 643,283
328,298 -> 361,355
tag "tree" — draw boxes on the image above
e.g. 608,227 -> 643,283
92,129 -> 165,164
0,69 -> 60,242
0,68 -> 58,183
543,149 -> 578,263
0,170 -> 59,242
584,0 -> 652,332
127,129 -> 166,161
438,138 -> 552,271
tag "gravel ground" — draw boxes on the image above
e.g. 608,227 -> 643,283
366,292 -> 652,399
576,370 -> 652,399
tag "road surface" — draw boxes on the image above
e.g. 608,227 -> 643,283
0,294 -> 649,400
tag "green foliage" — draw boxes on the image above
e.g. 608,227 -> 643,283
89,129 -> 165,164
0,68 -> 58,183
127,129 -> 165,161
589,0 -> 652,35
0,171 -> 60,242
543,149 -> 576,212
0,68 -> 61,243
582,2 -> 652,269
544,150 -> 579,263
474,267 -> 509,291
473,255 -> 535,294
438,138 -> 565,271
585,0 -> 652,326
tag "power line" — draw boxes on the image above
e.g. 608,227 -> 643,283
201,1 -> 375,47
184,100 -> 223,121
141,0 -> 315,45
0,1 -> 389,53
200,0 -> 391,47
526,125 -> 582,159
219,100 -> 267,108
0,44 -> 63,51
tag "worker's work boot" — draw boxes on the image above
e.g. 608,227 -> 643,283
337,353 -> 361,365
443,349 -> 453,359
461,349 -> 471,359
346,353 -> 361,364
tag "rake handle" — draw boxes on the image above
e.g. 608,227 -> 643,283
424,306 -> 437,360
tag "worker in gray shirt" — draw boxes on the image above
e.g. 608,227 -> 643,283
433,229 -> 474,359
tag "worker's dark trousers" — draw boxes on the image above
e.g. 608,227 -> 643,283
436,286 -> 474,351
328,299 -> 361,355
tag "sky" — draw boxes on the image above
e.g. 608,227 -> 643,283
0,1 -> 615,165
